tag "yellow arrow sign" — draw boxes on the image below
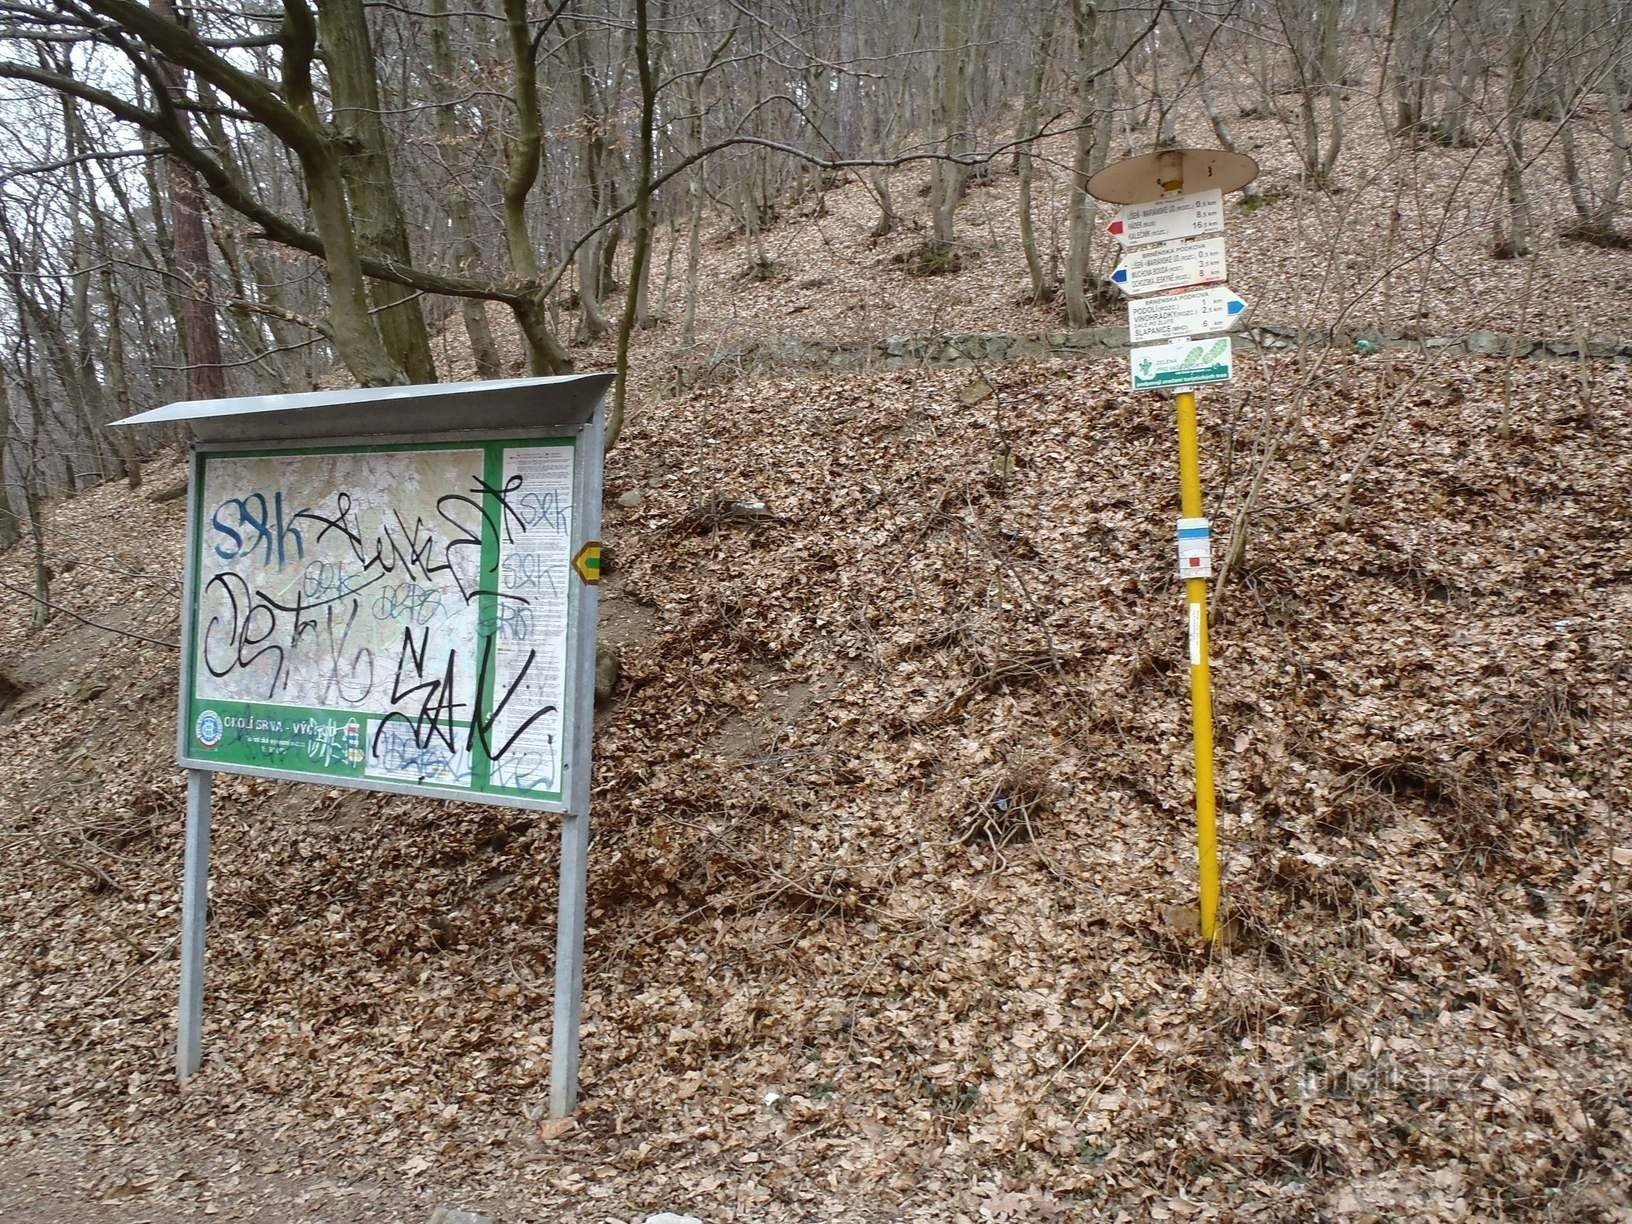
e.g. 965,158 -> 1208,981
572,541 -> 602,585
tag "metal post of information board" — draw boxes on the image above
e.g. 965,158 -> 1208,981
177,768 -> 212,1079
1087,148 -> 1258,945
551,811 -> 589,1117
551,390 -> 605,1118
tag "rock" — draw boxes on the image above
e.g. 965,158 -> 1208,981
427,1209 -> 493,1224
70,675 -> 109,703
617,489 -> 645,510
536,1116 -> 577,1141
1464,330 -> 1504,356
641,1216 -> 704,1224
595,642 -> 619,704
0,672 -> 24,717
959,379 -> 994,405
147,479 -> 190,504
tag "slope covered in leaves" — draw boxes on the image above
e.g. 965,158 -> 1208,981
1,344 -> 1629,1219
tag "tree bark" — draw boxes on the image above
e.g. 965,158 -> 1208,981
1064,0 -> 1108,328
836,0 -> 861,158
1316,0 -> 1343,180
570,17 -> 611,343
609,0 -> 658,453
1017,2 -> 1056,302
148,0 -> 227,401
317,0 -> 436,383
0,370 -> 18,555
1496,0 -> 1533,257
931,0 -> 970,247
430,0 -> 501,378
278,0 -> 402,384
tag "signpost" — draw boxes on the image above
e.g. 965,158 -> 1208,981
1130,336 -> 1234,391
1105,188 -> 1225,247
114,373 -> 612,1116
1088,148 -> 1259,946
1109,236 -> 1227,296
1128,286 -> 1247,345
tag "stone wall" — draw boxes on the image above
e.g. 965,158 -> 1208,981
695,325 -> 1632,380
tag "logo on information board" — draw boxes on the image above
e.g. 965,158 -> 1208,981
195,709 -> 223,749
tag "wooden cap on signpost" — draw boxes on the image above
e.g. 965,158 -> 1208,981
1086,148 -> 1259,205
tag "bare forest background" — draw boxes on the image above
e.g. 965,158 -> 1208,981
2,1 -> 1632,1218
1,0 -> 1630,573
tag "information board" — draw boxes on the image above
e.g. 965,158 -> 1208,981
180,435 -> 591,812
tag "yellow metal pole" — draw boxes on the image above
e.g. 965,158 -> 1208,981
1175,388 -> 1221,943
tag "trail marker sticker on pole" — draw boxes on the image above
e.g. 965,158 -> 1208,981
1111,236 -> 1228,297
1128,287 -> 1247,345
1176,517 -> 1213,578
1106,188 -> 1225,248
1130,336 -> 1234,391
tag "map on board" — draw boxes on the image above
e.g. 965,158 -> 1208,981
183,438 -> 579,808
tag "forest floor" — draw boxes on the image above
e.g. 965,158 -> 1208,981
2,80 -> 1632,1223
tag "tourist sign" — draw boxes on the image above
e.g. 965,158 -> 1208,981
1110,236 -> 1227,296
1129,335 -> 1234,391
1105,188 -> 1225,248
1127,286 -> 1248,344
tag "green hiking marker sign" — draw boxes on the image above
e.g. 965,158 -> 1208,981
1130,335 -> 1234,391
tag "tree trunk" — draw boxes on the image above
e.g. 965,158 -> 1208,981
1064,0 -> 1103,328
1316,0 -> 1344,180
836,0 -> 861,157
1017,2 -> 1056,302
931,0 -> 969,247
149,0 -> 227,400
280,0 -> 403,385
498,0 -> 570,375
12,350 -> 51,626
1496,1 -> 1533,257
609,0 -> 657,453
1595,67 -> 1628,229
317,0 -> 436,383
0,371 -> 18,555
571,19 -> 611,343
195,92 -> 318,389
430,0 -> 501,378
